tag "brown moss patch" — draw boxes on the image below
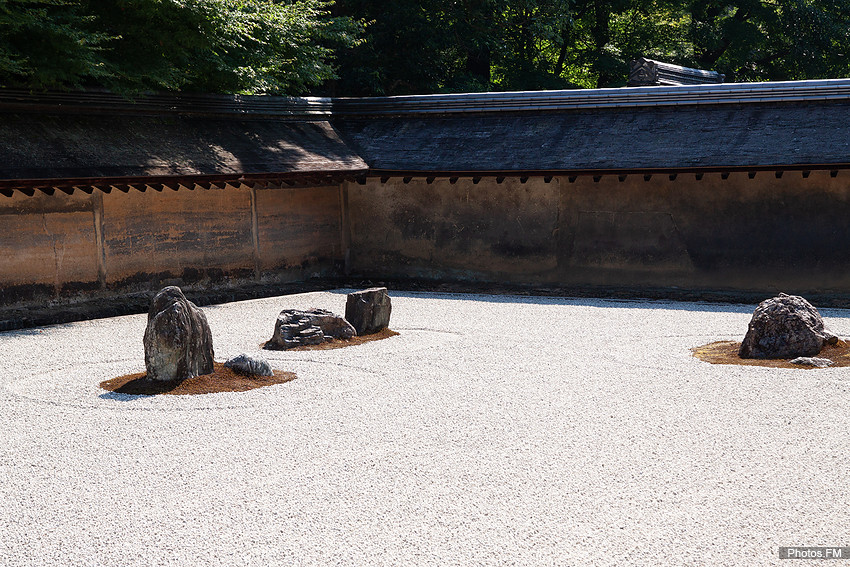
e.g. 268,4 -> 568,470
100,362 -> 296,396
692,339 -> 850,368
262,327 -> 400,351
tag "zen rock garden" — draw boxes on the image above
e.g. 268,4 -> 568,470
101,286 -> 394,396
695,292 -> 847,368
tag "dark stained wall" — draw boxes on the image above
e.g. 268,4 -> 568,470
0,183 -> 343,307
344,177 -> 559,282
5,171 -> 850,310
101,186 -> 256,286
256,185 -> 342,273
344,171 -> 850,294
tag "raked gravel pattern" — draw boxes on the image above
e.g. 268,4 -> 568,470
1,290 -> 849,566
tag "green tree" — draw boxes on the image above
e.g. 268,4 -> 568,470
330,0 -> 456,95
685,0 -> 850,82
332,0 -> 577,95
0,0 -> 110,89
0,0 -> 360,94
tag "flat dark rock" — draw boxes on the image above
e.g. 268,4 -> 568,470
789,356 -> 834,368
267,308 -> 355,349
223,353 -> 273,377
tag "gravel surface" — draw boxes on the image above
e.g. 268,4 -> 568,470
1,290 -> 849,566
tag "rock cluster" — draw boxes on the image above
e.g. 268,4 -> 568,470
345,287 -> 392,335
268,308 -> 356,349
143,286 -> 214,382
224,353 -> 273,377
739,293 -> 837,359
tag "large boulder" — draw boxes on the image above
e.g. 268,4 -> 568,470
268,308 -> 355,349
143,286 -> 214,381
345,287 -> 392,335
739,293 -> 837,359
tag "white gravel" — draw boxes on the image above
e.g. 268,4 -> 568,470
1,290 -> 849,566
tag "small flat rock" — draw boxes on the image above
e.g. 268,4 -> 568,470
223,353 -> 273,377
789,357 -> 834,368
268,308 -> 355,349
345,287 -> 392,335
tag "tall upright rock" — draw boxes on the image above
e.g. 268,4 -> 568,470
143,286 -> 214,381
345,287 -> 392,335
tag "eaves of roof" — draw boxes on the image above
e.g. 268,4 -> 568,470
2,79 -> 850,194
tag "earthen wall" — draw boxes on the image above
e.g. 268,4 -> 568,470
4,171 -> 850,309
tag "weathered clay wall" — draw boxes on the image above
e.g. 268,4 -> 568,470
344,171 -> 850,294
343,177 -> 560,282
0,183 -> 343,306
5,171 -> 850,310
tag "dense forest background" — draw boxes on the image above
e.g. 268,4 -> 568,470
2,0 -> 849,96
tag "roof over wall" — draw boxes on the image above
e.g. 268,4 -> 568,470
3,79 -> 850,191
0,90 -> 365,188
332,79 -> 850,174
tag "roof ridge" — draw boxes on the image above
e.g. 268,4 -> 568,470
4,79 -> 850,119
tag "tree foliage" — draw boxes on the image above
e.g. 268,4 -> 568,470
331,0 -> 850,94
0,0 -> 360,94
1,0 -> 849,95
